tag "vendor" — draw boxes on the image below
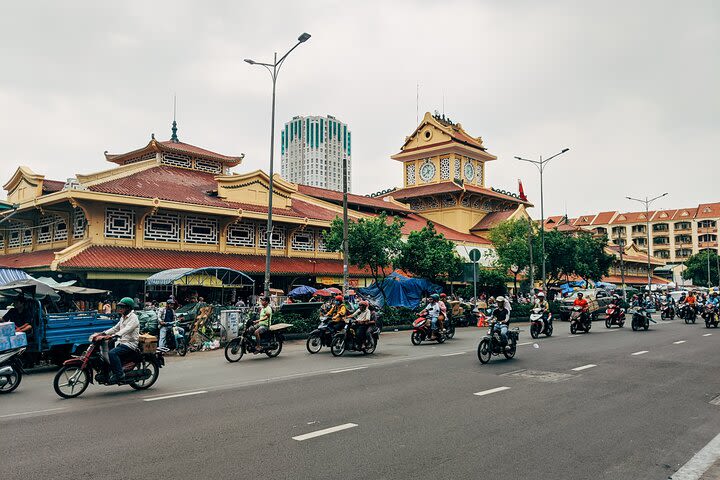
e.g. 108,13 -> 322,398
3,298 -> 32,333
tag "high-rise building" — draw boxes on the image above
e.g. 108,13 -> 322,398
280,114 -> 351,192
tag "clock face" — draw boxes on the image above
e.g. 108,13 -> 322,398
420,162 -> 436,182
464,161 -> 475,181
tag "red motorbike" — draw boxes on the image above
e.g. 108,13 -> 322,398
52,335 -> 163,398
411,311 -> 446,345
604,302 -> 625,328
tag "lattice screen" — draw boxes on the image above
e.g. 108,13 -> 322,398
124,152 -> 156,165
104,207 -> 135,239
144,211 -> 180,242
37,215 -> 56,244
442,195 -> 456,207
161,153 -> 192,168
454,159 -> 461,179
440,158 -> 451,180
194,159 -> 222,174
184,215 -> 219,244
316,229 -> 328,252
259,226 -> 286,249
291,230 -> 315,251
426,197 -> 439,209
7,222 -> 23,248
406,164 -> 416,185
73,207 -> 87,238
477,162 -> 484,185
21,227 -> 32,246
54,216 -> 68,241
227,222 -> 256,247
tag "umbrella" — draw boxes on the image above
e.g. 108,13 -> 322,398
314,289 -> 332,297
326,287 -> 342,295
288,285 -> 317,297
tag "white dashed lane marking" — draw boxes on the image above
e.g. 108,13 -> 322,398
703,333 -> 713,337
143,390 -> 207,402
631,351 -> 649,356
474,386 -> 511,397
441,351 -> 466,357
571,364 -> 597,372
293,423 -> 358,441
673,340 -> 686,345
330,366 -> 368,374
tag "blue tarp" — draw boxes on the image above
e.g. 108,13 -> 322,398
0,268 -> 32,286
358,271 -> 442,309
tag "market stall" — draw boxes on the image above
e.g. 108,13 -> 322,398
144,267 -> 255,305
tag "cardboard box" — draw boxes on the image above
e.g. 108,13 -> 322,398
10,332 -> 27,348
0,336 -> 11,352
139,333 -> 157,353
0,322 -> 14,338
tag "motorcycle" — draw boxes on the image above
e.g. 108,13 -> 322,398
331,321 -> 380,356
411,311 -> 446,345
680,304 -> 697,324
604,303 -> 625,328
224,317 -> 290,362
53,336 -> 163,399
702,304 -> 719,328
306,316 -> 334,354
660,302 -> 675,320
477,320 -> 519,364
631,307 -> 651,331
529,308 -> 553,338
160,321 -> 187,356
0,347 -> 25,394
569,306 -> 591,334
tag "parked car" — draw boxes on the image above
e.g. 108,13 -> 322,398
559,289 -> 613,321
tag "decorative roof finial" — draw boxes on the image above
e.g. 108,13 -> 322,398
170,94 -> 179,143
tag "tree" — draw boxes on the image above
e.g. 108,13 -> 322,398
323,212 -> 404,299
683,249 -> 719,287
395,221 -> 463,283
488,220 -> 531,294
536,229 -> 577,284
573,233 -> 614,287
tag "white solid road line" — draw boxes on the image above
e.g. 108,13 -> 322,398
703,333 -> 713,337
0,407 -> 65,419
673,340 -> 687,344
672,431 -> 720,479
330,366 -> 368,374
292,423 -> 358,441
441,351 -> 466,357
474,386 -> 511,397
571,364 -> 597,372
143,390 -> 207,402
631,351 -> 649,356
517,342 -> 533,346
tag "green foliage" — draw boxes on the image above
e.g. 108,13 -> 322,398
458,268 -> 509,298
573,233 -> 614,286
273,310 -> 320,334
379,306 -> 417,326
488,219 -> 532,274
683,249 -> 719,287
396,221 -> 463,282
538,230 -> 576,283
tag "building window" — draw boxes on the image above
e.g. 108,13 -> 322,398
73,207 -> 87,239
144,211 -> 180,242
161,153 -> 192,169
442,195 -> 455,207
595,227 -> 608,236
104,207 -> 135,239
37,215 -> 61,244
194,159 -> 222,174
184,215 -> 218,244
699,220 -> 717,229
631,225 -> 646,234
653,236 -> 670,245
653,223 -> 669,232
406,164 -> 416,186
675,234 -> 692,244
676,248 -> 692,258
654,250 -> 670,259
7,222 -> 24,248
440,158 -> 450,180
227,222 -> 256,247
54,217 -> 68,242
291,230 -> 315,251
259,226 -> 286,249
699,234 -> 717,243
634,237 -> 647,247
674,221 -> 691,230
611,226 -> 626,237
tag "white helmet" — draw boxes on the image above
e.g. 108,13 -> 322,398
537,292 -> 545,297
496,296 -> 506,302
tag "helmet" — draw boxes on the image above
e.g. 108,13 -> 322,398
335,295 -> 344,301
537,292 -> 545,297
118,297 -> 135,309
431,294 -> 440,301
440,293 -> 447,298
359,300 -> 369,307
496,296 -> 506,303
577,292 -> 584,297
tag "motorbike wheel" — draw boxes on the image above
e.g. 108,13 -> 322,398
224,338 -> 244,363
545,323 -> 553,337
306,334 -> 323,354
446,324 -> 456,339
631,320 -> 638,331
692,316 -> 696,324
530,323 -> 540,339
643,320 -> 649,331
585,322 -> 591,333
503,340 -> 516,360
436,332 -> 446,344
411,331 -> 423,345
570,323 -> 578,335
330,336 -> 346,357
706,319 -> 712,329
362,337 -> 377,355
53,366 -> 90,399
129,357 -> 160,390
0,366 -> 21,394
265,339 -> 283,358
605,318 -> 612,329
477,339 -> 491,364
685,316 -> 690,324
661,312 -> 667,320
177,339 -> 188,357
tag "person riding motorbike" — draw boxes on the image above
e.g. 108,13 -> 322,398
573,292 -> 589,322
438,293 -> 450,332
491,296 -> 511,349
157,298 -> 177,352
347,300 -> 372,347
247,296 -> 272,350
709,292 -> 720,307
326,295 -> 348,334
534,292 -> 551,331
93,297 -> 139,384
424,294 -> 442,337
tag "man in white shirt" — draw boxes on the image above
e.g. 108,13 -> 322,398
98,297 -> 139,384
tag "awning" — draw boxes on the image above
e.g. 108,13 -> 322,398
145,267 -> 254,288
0,268 -> 32,286
0,278 -> 60,300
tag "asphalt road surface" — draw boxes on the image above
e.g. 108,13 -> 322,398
2,318 -> 720,479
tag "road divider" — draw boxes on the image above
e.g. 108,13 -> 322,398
571,364 -> 597,372
631,351 -> 648,356
474,386 -> 511,397
143,390 -> 207,402
293,423 -> 358,441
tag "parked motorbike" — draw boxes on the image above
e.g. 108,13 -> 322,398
306,316 -> 334,354
702,304 -> 719,328
660,302 -> 675,320
0,347 -> 25,394
331,321 -> 380,356
604,303 -> 625,328
680,304 -> 697,324
411,311 -> 446,345
53,336 -> 163,398
160,321 -> 187,356
477,320 -> 519,364
631,307 -> 651,331
569,306 -> 591,334
224,317 -> 290,362
529,308 -> 553,338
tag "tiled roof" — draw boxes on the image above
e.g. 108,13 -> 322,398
158,140 -> 242,163
385,181 -> 529,205
573,214 -> 596,226
610,211 -> 656,224
602,275 -> 670,285
42,180 -> 65,194
0,250 -> 57,269
471,210 -> 517,231
696,202 -> 720,219
297,184 -> 412,214
87,166 -> 339,221
59,246 -> 370,275
653,209 -> 678,221
591,211 -> 617,225
388,213 -> 491,244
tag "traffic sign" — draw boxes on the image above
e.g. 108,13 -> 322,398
469,248 -> 481,262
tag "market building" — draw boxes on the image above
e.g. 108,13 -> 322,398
0,114 -> 529,298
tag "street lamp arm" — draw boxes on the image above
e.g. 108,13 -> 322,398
649,192 -> 668,203
514,156 -> 542,172
543,148 -> 570,163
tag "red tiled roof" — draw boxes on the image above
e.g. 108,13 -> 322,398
573,214 -> 596,226
602,275 -> 669,285
385,181 -> 529,205
591,211 -> 617,225
696,203 -> 720,219
87,166 -> 339,221
610,211 -> 656,224
42,180 -> 65,194
158,140 -> 241,163
297,184 -> 412,214
653,209 -> 678,221
0,250 -> 56,269
387,213 -> 491,244
59,246 -> 371,275
471,210 -> 517,231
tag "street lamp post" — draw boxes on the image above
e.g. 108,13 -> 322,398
245,32 -> 311,297
514,148 -> 570,293
626,192 -> 668,294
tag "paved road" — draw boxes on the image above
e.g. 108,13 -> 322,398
2,319 -> 720,479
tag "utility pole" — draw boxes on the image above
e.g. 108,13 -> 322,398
617,233 -> 627,302
342,153 -> 349,295
627,193 -> 668,295
528,216 -> 534,292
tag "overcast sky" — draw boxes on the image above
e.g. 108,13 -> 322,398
1,1 -> 718,217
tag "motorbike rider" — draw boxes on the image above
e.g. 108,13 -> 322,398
491,296 -> 511,348
424,294 -> 442,337
438,293 -> 450,332
683,291 -> 697,316
534,292 -> 551,331
158,298 -> 177,353
247,296 -> 273,350
573,292 -> 590,325
326,295 -> 348,334
347,300 -> 372,347
94,297 -> 139,384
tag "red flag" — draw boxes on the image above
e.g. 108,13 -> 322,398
518,179 -> 528,201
